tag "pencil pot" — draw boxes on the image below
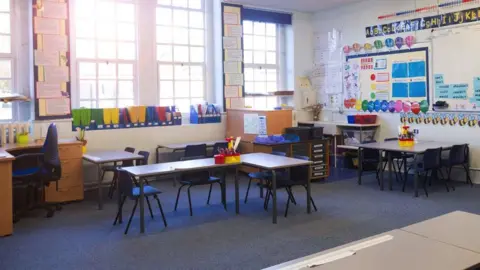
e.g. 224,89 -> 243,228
214,154 -> 225,164
225,154 -> 241,164
16,134 -> 29,144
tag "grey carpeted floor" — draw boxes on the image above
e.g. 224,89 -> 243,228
1,169 -> 479,270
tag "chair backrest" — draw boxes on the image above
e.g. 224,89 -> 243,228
179,155 -> 210,182
384,138 -> 398,142
125,147 -> 135,153
136,151 -> 150,166
122,147 -> 136,167
449,144 -> 468,165
117,170 -> 134,198
271,151 -> 287,157
423,147 -> 442,170
41,123 -> 61,181
212,142 -> 229,156
185,144 -> 207,158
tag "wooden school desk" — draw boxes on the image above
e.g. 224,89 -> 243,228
0,139 -> 84,237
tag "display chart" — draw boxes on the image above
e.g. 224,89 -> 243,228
344,47 -> 429,112
432,26 -> 480,111
32,0 -> 72,120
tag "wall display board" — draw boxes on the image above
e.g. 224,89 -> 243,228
431,26 -> 480,111
343,47 -> 429,112
33,0 -> 72,120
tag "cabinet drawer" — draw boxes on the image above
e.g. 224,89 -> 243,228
59,144 -> 82,160
312,149 -> 324,154
313,144 -> 324,148
313,160 -> 325,165
312,171 -> 327,177
59,159 -> 83,188
313,165 -> 327,171
312,154 -> 325,160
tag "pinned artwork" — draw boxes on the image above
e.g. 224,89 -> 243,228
432,113 -> 440,125
416,113 -> 424,124
362,100 -> 369,111
400,112 -> 407,123
395,37 -> 404,49
364,43 -> 373,51
459,114 -> 467,126
374,100 -> 381,112
385,38 -> 394,48
343,45 -> 351,54
411,102 -> 420,114
374,40 -> 383,50
403,101 -> 411,112
440,114 -> 449,125
405,35 -> 415,48
388,101 -> 396,113
381,100 -> 389,112
449,114 -> 459,126
355,99 -> 362,111
352,43 -> 362,52
344,98 -> 356,109
468,115 -> 476,127
407,113 -> 415,124
424,113 -> 433,124
419,100 -> 429,113
395,100 -> 403,112
367,101 -> 375,112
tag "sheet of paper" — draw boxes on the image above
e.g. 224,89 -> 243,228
225,49 -> 243,61
376,72 -> 390,82
44,66 -> 69,82
244,113 -> 259,134
223,37 -> 240,49
229,97 -> 244,109
225,25 -> 243,37
43,35 -> 68,51
45,97 -> 71,115
375,91 -> 389,101
224,61 -> 241,73
258,116 -> 267,135
36,82 -> 63,98
42,1 -> 67,19
223,12 -> 239,24
225,86 -> 241,98
35,50 -> 59,66
225,73 -> 244,86
34,17 -> 60,35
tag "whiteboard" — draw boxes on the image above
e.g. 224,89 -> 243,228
432,26 -> 480,111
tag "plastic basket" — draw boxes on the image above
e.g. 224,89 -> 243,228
347,115 -> 355,124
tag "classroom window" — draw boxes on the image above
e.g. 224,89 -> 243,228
74,0 -> 137,108
156,0 -> 206,112
0,0 -> 13,120
243,20 -> 285,109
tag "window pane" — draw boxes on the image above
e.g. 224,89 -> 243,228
243,21 -> 253,35
156,8 -> 172,25
96,2 -> 115,21
173,10 -> 188,27
244,68 -> 254,81
172,0 -> 188,8
118,42 -> 136,60
254,22 -> 265,35
159,65 -> 173,80
190,66 -> 203,80
0,0 -> 10,12
243,35 -> 253,50
0,14 -> 10,34
245,82 -> 254,93
78,62 -> 96,79
117,3 -> 135,22
79,80 -> 96,99
174,98 -> 190,112
76,0 -> 94,18
76,39 -> 96,58
0,60 -> 11,78
76,19 -> 95,38
266,69 -> 277,82
98,63 -> 116,79
118,99 -> 134,107
79,100 -> 94,108
157,0 -> 171,5
173,27 -> 189,44
266,37 -> 276,51
190,81 -> 203,97
254,82 -> 266,94
98,41 -> 117,59
118,81 -> 134,98
175,81 -> 190,98
0,103 -> 11,119
244,97 -> 254,108
159,81 -> 174,98
98,81 -> 116,99
99,100 -> 116,108
189,0 -> 202,9
174,65 -> 189,80
97,22 -> 116,40
189,29 -> 204,46
157,45 -> 172,61
253,36 -> 265,50
190,47 -> 204,63
189,11 -> 203,28
118,23 -> 135,41
267,82 -> 277,93
157,26 -> 172,43
160,99 -> 173,106
266,23 -> 276,36
254,51 -> 265,64
0,80 -> 11,92
267,96 -> 277,109
254,68 -> 266,81
173,46 -> 189,62
244,50 -> 253,64
266,52 -> 276,64
254,96 -> 267,109
118,64 -> 134,79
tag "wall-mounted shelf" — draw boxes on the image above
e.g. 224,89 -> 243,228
0,93 -> 30,103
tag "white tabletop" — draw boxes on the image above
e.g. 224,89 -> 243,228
83,151 -> 143,164
264,229 -> 480,270
241,153 -> 312,170
123,157 -> 238,177
402,211 -> 480,254
357,140 -> 459,153
158,140 -> 225,150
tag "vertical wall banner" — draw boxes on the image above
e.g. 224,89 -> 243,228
33,0 -> 72,120
222,3 -> 244,110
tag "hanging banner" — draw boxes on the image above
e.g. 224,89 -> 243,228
366,7 -> 480,38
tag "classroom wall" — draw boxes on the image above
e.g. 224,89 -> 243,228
314,0 -> 480,183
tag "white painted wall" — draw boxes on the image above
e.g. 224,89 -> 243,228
314,0 -> 480,182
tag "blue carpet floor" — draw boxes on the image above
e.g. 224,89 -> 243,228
1,169 -> 479,270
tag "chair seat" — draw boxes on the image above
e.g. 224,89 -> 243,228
259,178 -> 296,189
248,172 -> 268,179
13,167 -> 40,178
132,185 -> 162,197
180,176 -> 221,185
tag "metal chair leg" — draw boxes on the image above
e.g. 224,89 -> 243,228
286,187 -> 296,205
174,184 -> 186,211
463,164 -> 473,187
187,186 -> 193,216
423,171 -> 429,197
219,182 -> 227,211
264,190 -> 271,211
113,196 -> 127,225
244,178 -> 252,204
207,184 -> 213,205
284,188 -> 291,218
303,185 -> 318,212
124,198 -> 138,235
155,196 -> 168,227
145,196 -> 154,219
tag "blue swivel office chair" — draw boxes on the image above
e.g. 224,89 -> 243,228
12,123 -> 62,219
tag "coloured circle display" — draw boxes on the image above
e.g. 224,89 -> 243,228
403,101 -> 411,112
367,101 -> 374,112
381,100 -> 389,112
374,100 -> 381,112
362,100 -> 369,111
388,101 -> 396,113
411,102 -> 420,114
394,100 -> 403,112
420,100 -> 429,113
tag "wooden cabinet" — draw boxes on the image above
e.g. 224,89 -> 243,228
45,142 -> 84,203
0,159 -> 13,236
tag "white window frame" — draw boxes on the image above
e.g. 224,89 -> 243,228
0,0 -> 16,121
156,0 -> 207,112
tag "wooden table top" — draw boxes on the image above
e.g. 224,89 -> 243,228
83,151 -> 144,164
0,139 -> 82,163
241,153 -> 312,170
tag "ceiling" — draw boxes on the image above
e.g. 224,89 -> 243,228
225,0 -> 362,13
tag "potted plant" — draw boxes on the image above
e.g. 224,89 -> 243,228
76,127 -> 87,153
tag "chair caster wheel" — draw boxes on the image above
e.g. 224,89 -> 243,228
46,210 -> 55,218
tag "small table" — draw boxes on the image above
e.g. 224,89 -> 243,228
401,211 -> 480,254
357,140 -> 459,197
83,151 -> 144,210
241,153 -> 313,224
123,158 -> 240,233
156,141 -> 225,163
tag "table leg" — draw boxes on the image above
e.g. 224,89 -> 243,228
139,177 -> 145,233
117,176 -> 123,224
334,136 -> 337,168
97,164 -> 103,210
388,152 -> 393,191
414,154 -> 419,197
222,169 -> 227,210
271,170 -> 277,224
235,166 -> 239,214
307,165 -> 312,214
379,150 -> 384,191
358,148 -> 363,185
